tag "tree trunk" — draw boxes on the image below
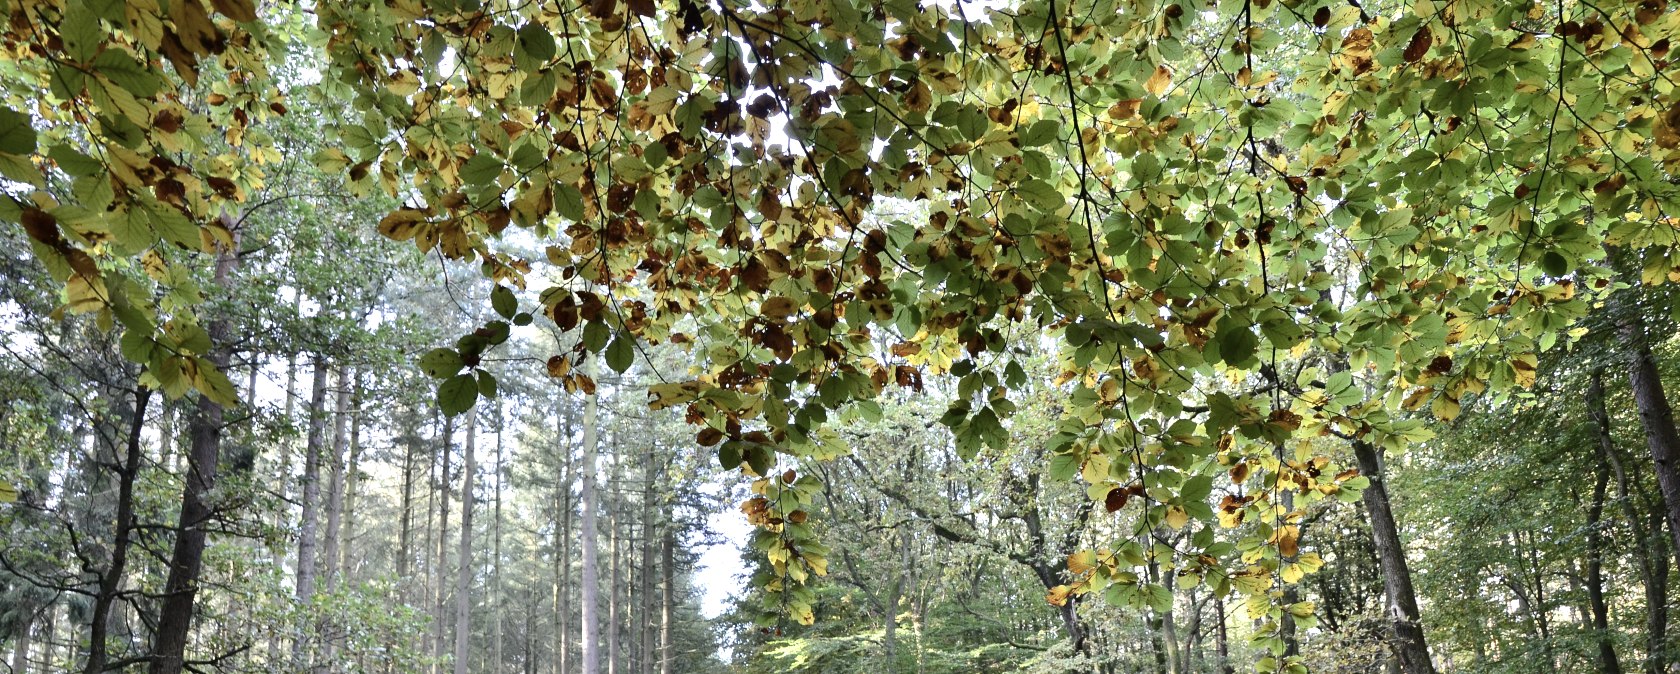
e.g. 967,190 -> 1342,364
1644,501 -> 1671,674
455,412 -> 477,674
1613,287 -> 1680,568
608,450 -> 621,674
323,365 -> 351,589
884,530 -> 906,668
291,358 -> 332,670
11,610 -> 31,674
640,447 -> 655,674
436,414 -> 455,674
581,364 -> 602,674
1586,369 -> 1627,674
148,227 -> 239,674
494,404 -> 505,674
1351,439 -> 1437,674
556,396 -> 574,674
1215,595 -> 1232,674
399,411 -> 418,581
84,385 -> 148,674
660,523 -> 673,674
341,370 -> 364,581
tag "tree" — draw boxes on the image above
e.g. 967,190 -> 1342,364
6,0 -> 1680,671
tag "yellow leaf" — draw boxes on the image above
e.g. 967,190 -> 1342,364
1046,584 -> 1072,607
1067,550 -> 1097,575
1165,505 -> 1189,530
1510,353 -> 1538,388
1145,66 -> 1172,97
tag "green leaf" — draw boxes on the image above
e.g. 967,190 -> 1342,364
1020,119 -> 1061,146
515,22 -> 557,68
0,106 -> 36,156
605,331 -> 634,373
461,153 -> 503,187
491,285 -> 517,319
718,442 -> 743,470
0,481 -> 15,504
419,348 -> 465,378
745,443 -> 774,476
61,7 -> 102,62
1180,475 -> 1213,502
476,370 -> 498,398
191,357 -> 239,406
1217,321 -> 1258,366
93,51 -> 162,98
1143,583 -> 1174,613
1540,251 -> 1568,277
49,144 -> 102,176
582,320 -> 610,352
437,374 -> 479,416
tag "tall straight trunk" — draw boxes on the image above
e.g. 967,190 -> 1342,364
148,225 -> 239,674
84,385 -> 149,674
659,523 -> 673,674
1586,369 -> 1626,674
884,531 -> 905,667
580,366 -> 602,674
557,401 -> 574,674
1644,501 -> 1671,674
291,359 -> 332,669
494,405 -> 505,674
341,371 -> 364,581
11,611 -> 30,674
436,415 -> 455,674
455,412 -> 478,674
608,455 -> 621,674
640,447 -> 656,674
1612,290 -> 1680,567
421,414 -> 438,670
323,366 -> 352,589
399,415 -> 417,581
1215,596 -> 1232,674
1351,440 -> 1437,674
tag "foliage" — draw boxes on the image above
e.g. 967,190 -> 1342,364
5,0 -> 1680,670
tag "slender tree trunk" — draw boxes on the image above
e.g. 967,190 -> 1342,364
1587,369 -> 1627,674
455,411 -> 477,674
558,402 -> 574,674
341,371 -> 364,581
608,452 -> 621,674
581,365 -> 602,674
660,523 -> 673,674
421,413 -> 438,671
84,385 -> 149,674
436,415 -> 455,674
1215,596 -> 1232,674
148,227 -> 239,674
1612,289 -> 1680,568
1351,440 -> 1438,674
1644,501 -> 1671,674
11,611 -> 31,674
494,404 -> 505,674
323,366 -> 351,589
399,412 -> 418,581
640,447 -> 656,674
291,359 -> 332,670
885,530 -> 906,667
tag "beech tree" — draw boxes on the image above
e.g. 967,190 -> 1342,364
4,0 -> 1680,672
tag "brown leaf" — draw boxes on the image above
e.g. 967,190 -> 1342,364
1403,26 -> 1433,63
1104,487 -> 1129,513
208,0 -> 257,22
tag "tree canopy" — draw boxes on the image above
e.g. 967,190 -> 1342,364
4,0 -> 1680,670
